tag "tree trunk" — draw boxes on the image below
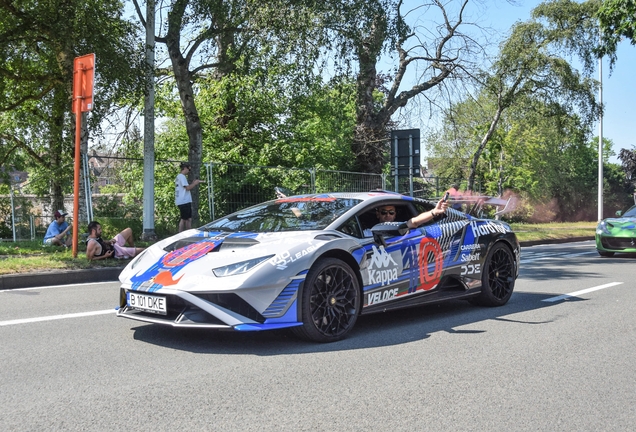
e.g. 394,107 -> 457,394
166,0 -> 203,225
468,107 -> 503,191
49,87 -> 67,213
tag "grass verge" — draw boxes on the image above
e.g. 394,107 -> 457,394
509,222 -> 596,242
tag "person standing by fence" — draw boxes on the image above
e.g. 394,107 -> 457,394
175,162 -> 204,232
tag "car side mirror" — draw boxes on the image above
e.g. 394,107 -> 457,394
370,222 -> 409,237
371,222 -> 408,248
615,210 -> 622,217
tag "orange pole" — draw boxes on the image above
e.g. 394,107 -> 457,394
72,64 -> 83,258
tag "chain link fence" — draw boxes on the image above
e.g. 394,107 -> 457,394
2,156 -> 472,241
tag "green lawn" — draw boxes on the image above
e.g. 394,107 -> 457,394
510,221 -> 596,242
0,222 -> 598,276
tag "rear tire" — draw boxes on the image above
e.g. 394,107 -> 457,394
292,258 -> 360,343
472,242 -> 515,307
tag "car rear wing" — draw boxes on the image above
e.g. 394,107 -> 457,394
447,195 -> 514,219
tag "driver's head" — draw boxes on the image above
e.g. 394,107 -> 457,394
376,205 -> 396,222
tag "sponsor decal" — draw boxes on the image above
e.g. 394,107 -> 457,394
460,243 -> 481,251
469,221 -> 509,238
269,243 -> 318,270
367,245 -> 401,286
367,287 -> 399,305
460,252 -> 481,262
461,264 -> 481,275
418,237 -> 443,291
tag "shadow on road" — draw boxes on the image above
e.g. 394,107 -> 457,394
130,290 -> 575,355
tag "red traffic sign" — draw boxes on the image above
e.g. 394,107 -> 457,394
73,54 -> 95,113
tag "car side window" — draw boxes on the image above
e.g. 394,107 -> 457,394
411,201 -> 438,225
337,217 -> 363,238
358,203 -> 414,236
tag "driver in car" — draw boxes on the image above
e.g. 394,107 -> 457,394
364,198 -> 448,237
365,198 -> 448,236
378,199 -> 448,227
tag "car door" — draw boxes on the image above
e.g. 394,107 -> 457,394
353,201 -> 424,308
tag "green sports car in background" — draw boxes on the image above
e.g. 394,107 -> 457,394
596,205 -> 636,257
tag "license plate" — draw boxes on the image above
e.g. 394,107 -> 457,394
126,292 -> 167,315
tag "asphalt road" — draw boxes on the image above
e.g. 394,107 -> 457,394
1,240 -> 635,431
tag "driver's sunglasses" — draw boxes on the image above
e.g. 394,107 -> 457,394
379,210 -> 395,215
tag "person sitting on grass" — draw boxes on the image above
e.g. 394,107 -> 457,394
85,221 -> 145,261
43,210 -> 72,247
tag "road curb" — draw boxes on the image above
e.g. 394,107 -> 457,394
519,236 -> 594,247
0,267 -> 124,290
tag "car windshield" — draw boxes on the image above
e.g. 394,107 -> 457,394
623,206 -> 636,218
201,196 -> 362,232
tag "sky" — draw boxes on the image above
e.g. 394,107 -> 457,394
404,0 -> 636,165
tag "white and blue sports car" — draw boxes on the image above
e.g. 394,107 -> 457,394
117,192 -> 520,342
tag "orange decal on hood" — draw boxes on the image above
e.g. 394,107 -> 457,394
153,271 -> 183,287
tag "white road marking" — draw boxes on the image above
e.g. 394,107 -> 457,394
521,251 -> 596,263
0,309 -> 116,327
542,282 -> 623,303
0,281 -> 118,293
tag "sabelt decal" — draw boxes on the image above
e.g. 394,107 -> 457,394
460,251 -> 481,262
460,242 -> 481,262
367,245 -> 402,286
418,237 -> 443,291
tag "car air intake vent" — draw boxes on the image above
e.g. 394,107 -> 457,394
214,237 -> 260,252
163,237 -> 206,252
196,293 -> 266,323
315,234 -> 342,241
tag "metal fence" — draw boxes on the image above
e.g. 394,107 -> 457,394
2,157 -> 472,241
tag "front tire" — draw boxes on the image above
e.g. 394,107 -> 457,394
472,242 -> 515,306
292,258 -> 360,342
597,250 -> 614,257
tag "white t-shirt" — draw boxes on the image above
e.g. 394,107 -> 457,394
175,173 -> 191,205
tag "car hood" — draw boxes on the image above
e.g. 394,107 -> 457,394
600,217 -> 636,231
118,229 -> 338,291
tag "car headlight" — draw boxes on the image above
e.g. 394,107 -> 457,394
212,255 -> 274,277
596,221 -> 610,235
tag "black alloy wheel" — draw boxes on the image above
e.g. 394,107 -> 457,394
473,242 -> 515,306
293,258 -> 360,342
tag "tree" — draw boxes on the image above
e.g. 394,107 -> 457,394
318,0 -> 475,174
0,1 -> 142,211
597,0 -> 636,64
463,0 -> 601,191
131,0 -> 323,224
618,147 -> 636,187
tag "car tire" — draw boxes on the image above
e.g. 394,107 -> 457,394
597,250 -> 614,257
292,258 -> 361,343
471,242 -> 515,307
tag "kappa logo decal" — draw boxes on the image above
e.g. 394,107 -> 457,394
367,245 -> 402,286
369,245 -> 398,268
